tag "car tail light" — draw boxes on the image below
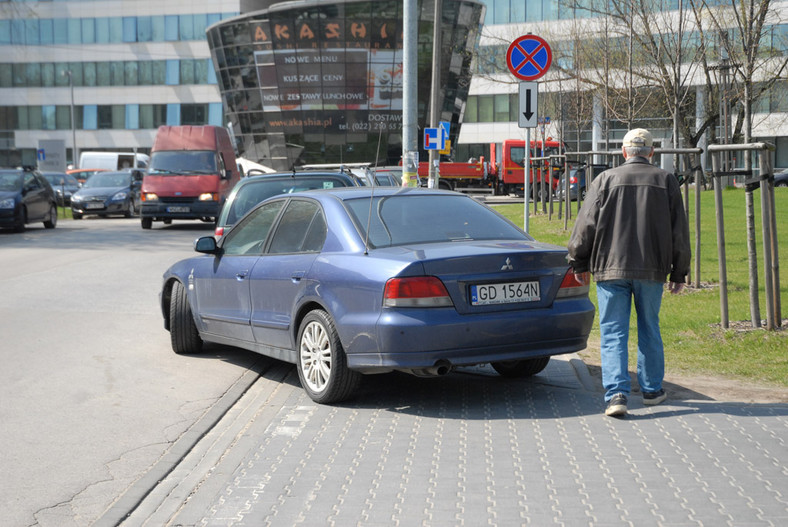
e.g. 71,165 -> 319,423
384,276 -> 453,307
556,269 -> 589,298
214,226 -> 224,237
569,175 -> 578,184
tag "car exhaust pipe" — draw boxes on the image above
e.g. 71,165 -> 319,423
408,360 -> 452,377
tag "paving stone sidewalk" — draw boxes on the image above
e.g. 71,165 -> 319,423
116,356 -> 788,526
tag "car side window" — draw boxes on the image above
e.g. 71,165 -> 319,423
222,200 -> 285,256
268,200 -> 325,254
23,174 -> 40,191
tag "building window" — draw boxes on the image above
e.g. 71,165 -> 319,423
111,61 -> 125,86
83,62 -> 97,86
96,17 -> 110,43
122,17 -> 137,43
180,60 -> 195,85
28,106 -> 42,130
56,106 -> 71,130
165,60 -> 180,85
83,105 -> 97,130
97,105 -> 113,129
179,15 -> 195,40
464,96 -> 477,122
42,105 -> 56,130
81,18 -> 95,44
477,95 -> 494,122
40,19 -> 54,45
68,18 -> 81,44
165,15 -> 179,41
209,103 -> 223,126
124,61 -> 138,85
96,62 -> 110,86
137,16 -> 152,42
181,104 -> 207,125
126,104 -> 139,129
166,104 -> 180,126
139,104 -> 167,129
0,21 -> 9,45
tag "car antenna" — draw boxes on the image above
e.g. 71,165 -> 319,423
363,126 -> 385,255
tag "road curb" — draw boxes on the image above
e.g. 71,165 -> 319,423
93,358 -> 268,527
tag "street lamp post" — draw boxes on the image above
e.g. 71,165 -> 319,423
64,70 -> 77,168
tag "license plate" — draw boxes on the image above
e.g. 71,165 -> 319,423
85,203 -> 104,209
471,281 -> 540,306
167,206 -> 190,213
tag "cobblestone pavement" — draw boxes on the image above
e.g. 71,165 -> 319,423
114,356 -> 788,526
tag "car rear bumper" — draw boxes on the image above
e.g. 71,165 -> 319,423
344,300 -> 595,373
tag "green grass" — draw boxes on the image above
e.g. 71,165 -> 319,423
493,187 -> 788,387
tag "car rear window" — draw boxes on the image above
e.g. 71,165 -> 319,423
344,194 -> 530,248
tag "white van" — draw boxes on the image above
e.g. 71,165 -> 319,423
78,152 -> 150,171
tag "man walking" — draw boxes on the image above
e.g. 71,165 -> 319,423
568,128 -> 691,417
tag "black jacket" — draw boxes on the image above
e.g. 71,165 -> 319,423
567,156 -> 691,283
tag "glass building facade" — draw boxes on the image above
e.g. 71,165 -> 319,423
207,0 -> 485,170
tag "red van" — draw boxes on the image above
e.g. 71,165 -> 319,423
140,125 -> 240,229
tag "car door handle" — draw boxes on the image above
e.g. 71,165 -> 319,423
291,271 -> 305,283
236,271 -> 248,281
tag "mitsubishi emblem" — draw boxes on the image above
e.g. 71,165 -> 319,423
501,258 -> 514,271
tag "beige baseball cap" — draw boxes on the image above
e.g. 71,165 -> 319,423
622,128 -> 653,148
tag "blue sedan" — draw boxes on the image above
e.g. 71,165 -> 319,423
161,188 -> 594,403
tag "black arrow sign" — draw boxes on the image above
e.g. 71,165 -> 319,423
523,88 -> 534,120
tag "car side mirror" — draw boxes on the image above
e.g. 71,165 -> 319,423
194,236 -> 220,254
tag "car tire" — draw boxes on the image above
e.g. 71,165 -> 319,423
141,217 -> 152,229
491,357 -> 550,378
777,181 -> 787,187
44,204 -> 57,229
169,280 -> 202,354
124,201 -> 135,218
297,309 -> 361,404
72,212 -> 82,220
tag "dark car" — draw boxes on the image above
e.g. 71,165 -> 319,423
70,170 -> 143,219
42,172 -> 81,206
213,170 -> 360,237
775,168 -> 788,187
0,167 -> 58,232
161,188 -> 594,403
556,164 -> 609,201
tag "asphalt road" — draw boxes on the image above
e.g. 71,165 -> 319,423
0,217 -> 262,526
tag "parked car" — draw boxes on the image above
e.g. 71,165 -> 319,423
0,166 -> 58,232
41,171 -> 81,205
556,164 -> 609,201
70,170 -> 143,219
371,166 -> 403,186
775,168 -> 788,187
161,188 -> 595,403
213,170 -> 360,237
67,168 -> 109,185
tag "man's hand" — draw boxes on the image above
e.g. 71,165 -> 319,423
668,282 -> 685,294
574,271 -> 590,286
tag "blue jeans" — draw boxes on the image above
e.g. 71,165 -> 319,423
596,279 -> 665,401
